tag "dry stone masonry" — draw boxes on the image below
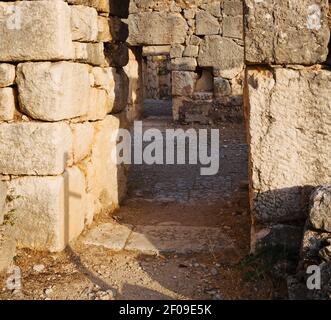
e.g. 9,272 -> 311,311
128,0 -> 245,124
244,0 -> 331,252
0,0 -> 141,256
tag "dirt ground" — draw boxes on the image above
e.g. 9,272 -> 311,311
0,101 -> 282,300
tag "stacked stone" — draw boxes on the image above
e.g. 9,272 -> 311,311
0,0 -> 132,253
128,0 -> 244,124
244,0 -> 331,252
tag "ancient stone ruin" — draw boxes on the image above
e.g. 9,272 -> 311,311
0,0 -> 330,300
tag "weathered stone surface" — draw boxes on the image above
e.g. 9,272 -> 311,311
0,181 -> 7,225
214,77 -> 232,97
67,0 -> 110,14
301,229 -> 331,261
128,12 -> 188,45
198,36 -> 244,71
223,16 -> 243,39
83,223 -> 133,250
143,46 -> 171,56
171,57 -> 197,71
0,122 -> 72,176
0,88 -> 15,121
309,186 -> 331,232
224,0 -> 243,16
183,45 -> 199,57
172,71 -> 197,96
16,62 -> 90,121
73,42 -> 106,66
0,64 -> 15,88
71,5 -> 98,42
87,87 -> 113,121
81,116 -> 123,224
104,42 -> 129,67
71,122 -> 94,163
7,167 -> 86,252
0,0 -> 73,61
196,10 -> 220,35
244,0 -> 330,64
0,226 -> 15,273
170,44 -> 185,58
246,66 -> 331,223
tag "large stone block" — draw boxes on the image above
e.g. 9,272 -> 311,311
81,116 -> 124,223
0,64 -> 15,88
73,42 -> 106,66
0,181 -> 7,225
245,66 -> 331,223
71,122 -> 94,163
172,71 -> 197,96
0,122 -> 72,176
128,12 -> 188,45
196,10 -> 220,35
7,167 -> 86,252
71,5 -> 98,42
0,0 -> 73,61
67,0 -> 110,14
0,87 -> 15,121
16,62 -> 90,121
244,0 -> 330,64
198,36 -> 244,71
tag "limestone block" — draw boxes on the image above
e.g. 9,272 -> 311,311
82,116 -> 122,223
67,0 -> 110,14
112,68 -> 130,114
183,45 -> 199,57
143,46 -> 171,56
170,44 -> 185,58
71,5 -> 98,42
223,16 -> 243,39
0,64 -> 15,88
128,12 -> 188,45
0,181 -> 7,225
0,88 -> 15,121
224,0 -> 243,16
196,10 -> 220,35
7,167 -> 86,252
246,66 -> 331,223
73,42 -> 106,66
309,186 -> 331,232
0,0 -> 73,61
172,71 -> 197,96
71,122 -> 94,163
16,62 -> 90,121
0,226 -> 15,272
87,87 -> 114,121
0,122 -> 72,176
198,36 -> 244,71
98,16 -> 112,42
171,57 -> 197,71
244,0 -> 330,64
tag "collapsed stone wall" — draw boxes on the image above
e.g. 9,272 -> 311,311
128,0 -> 244,123
0,0 -> 140,257
244,0 -> 331,252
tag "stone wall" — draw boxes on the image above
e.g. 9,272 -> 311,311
244,0 -> 331,252
128,0 -> 244,123
0,0 -> 139,253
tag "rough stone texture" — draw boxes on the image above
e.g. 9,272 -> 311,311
87,87 -> 113,121
70,122 -> 94,163
0,64 -> 15,88
244,0 -> 330,64
172,71 -> 197,96
309,186 -> 331,232
0,181 -> 7,225
7,166 -> 86,252
16,62 -> 90,121
0,0 -> 73,61
246,66 -> 331,224
196,10 -> 220,35
0,122 -> 72,176
128,12 -> 188,45
73,42 -> 106,66
0,226 -> 15,273
81,116 -> 124,224
171,57 -> 197,71
0,87 -> 15,121
198,36 -> 244,71
71,5 -> 98,42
